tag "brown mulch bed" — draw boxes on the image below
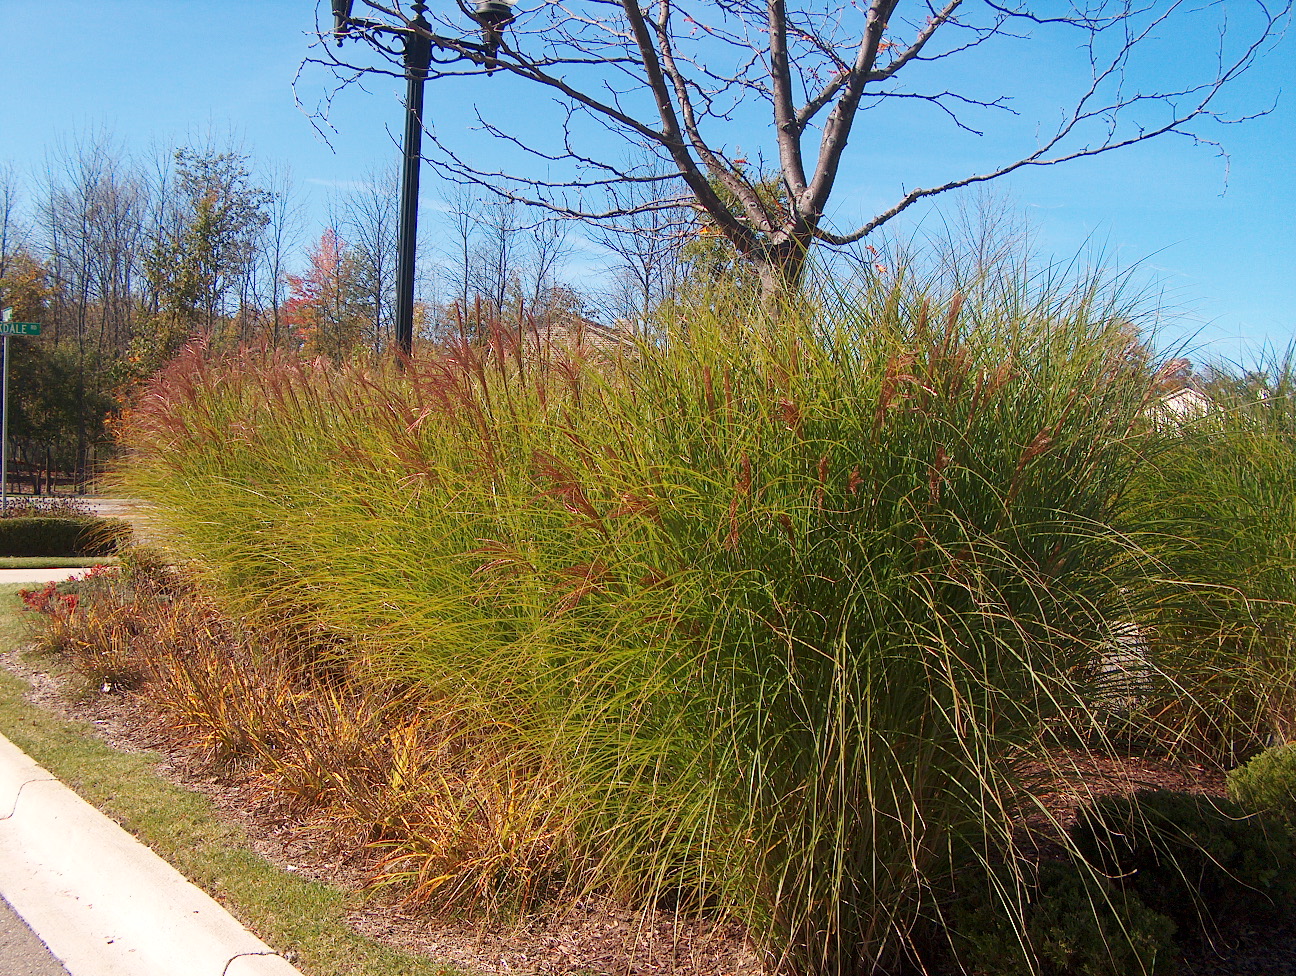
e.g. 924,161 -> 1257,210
4,642 -> 1295,976
1,643 -> 762,976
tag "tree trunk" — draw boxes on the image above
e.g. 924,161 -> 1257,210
752,235 -> 812,314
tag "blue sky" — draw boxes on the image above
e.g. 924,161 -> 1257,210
0,0 -> 1292,365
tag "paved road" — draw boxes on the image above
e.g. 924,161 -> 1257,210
0,894 -> 69,976
68,498 -> 141,519
71,497 -> 155,545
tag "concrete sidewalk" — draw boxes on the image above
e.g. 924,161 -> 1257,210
0,568 -> 99,586
0,733 -> 302,976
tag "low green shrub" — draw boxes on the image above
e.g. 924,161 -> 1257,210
80,518 -> 131,555
954,859 -> 1177,976
0,516 -> 130,557
1228,742 -> 1296,825
1069,790 -> 1296,935
0,517 -> 79,556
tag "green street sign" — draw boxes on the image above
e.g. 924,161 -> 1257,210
0,322 -> 40,336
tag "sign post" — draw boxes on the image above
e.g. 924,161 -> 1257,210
0,309 -> 43,513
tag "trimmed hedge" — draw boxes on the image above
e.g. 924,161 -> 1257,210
0,516 -> 131,557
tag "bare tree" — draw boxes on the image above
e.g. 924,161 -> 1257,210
250,164 -> 304,348
589,161 -> 691,327
342,167 -> 400,353
523,217 -> 574,314
309,0 -> 1290,300
437,183 -> 484,337
0,164 -> 29,290
38,134 -> 149,483
436,187 -> 580,336
473,197 -> 521,320
41,134 -> 148,356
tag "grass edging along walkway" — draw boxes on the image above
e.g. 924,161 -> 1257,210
0,585 -> 457,976
0,557 -> 119,570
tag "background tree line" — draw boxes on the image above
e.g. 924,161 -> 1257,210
0,135 -> 698,492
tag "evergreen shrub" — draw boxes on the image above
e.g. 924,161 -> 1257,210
1228,742 -> 1296,825
954,859 -> 1177,976
1069,790 -> 1296,935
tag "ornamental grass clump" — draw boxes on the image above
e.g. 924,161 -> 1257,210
114,270 -> 1161,975
1122,348 -> 1296,759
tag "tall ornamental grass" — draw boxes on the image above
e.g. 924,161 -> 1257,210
116,272 -> 1161,975
1124,348 -> 1296,759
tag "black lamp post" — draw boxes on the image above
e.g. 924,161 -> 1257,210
330,0 -> 515,356
394,5 -> 432,358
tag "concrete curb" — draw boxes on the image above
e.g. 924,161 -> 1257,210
0,733 -> 302,976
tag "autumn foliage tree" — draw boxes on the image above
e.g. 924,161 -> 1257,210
0,243 -> 113,491
282,228 -> 368,360
138,147 -> 276,370
0,247 -> 50,326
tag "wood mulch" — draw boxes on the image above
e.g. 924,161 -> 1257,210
3,643 -> 1295,976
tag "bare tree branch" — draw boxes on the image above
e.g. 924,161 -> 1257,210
303,0 -> 1292,297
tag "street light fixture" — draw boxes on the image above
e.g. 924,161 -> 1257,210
475,0 -> 516,69
328,1 -> 516,356
331,0 -> 354,41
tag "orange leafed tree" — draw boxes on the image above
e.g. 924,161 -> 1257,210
282,228 -> 367,360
